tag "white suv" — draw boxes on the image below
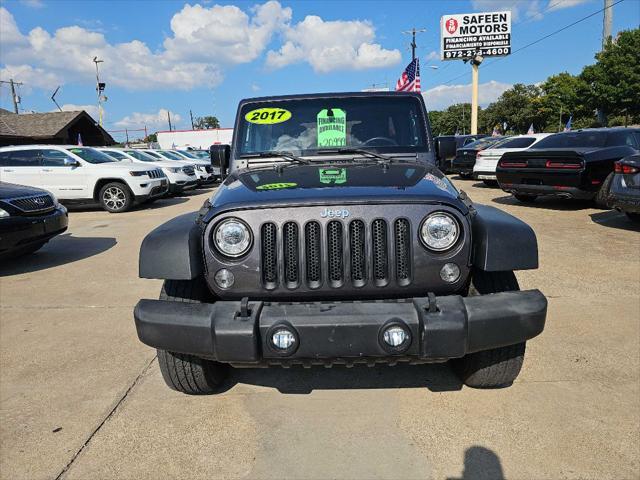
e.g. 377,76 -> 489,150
144,149 -> 214,186
98,147 -> 198,195
0,145 -> 168,213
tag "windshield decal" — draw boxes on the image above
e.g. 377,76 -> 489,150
317,108 -> 346,148
423,173 -> 449,191
245,107 -> 291,125
256,182 -> 298,190
319,168 -> 347,185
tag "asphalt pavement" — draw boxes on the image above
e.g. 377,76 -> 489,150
1,179 -> 638,480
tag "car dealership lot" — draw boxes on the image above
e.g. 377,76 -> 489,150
1,181 -> 638,480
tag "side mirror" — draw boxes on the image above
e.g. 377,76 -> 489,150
63,158 -> 80,167
210,144 -> 230,177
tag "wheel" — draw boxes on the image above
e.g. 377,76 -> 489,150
483,180 -> 498,187
595,172 -> 614,208
157,278 -> 227,394
514,193 -> 537,203
452,270 -> 526,388
99,182 -> 133,213
625,212 -> 640,223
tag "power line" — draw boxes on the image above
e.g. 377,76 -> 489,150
440,0 -> 625,85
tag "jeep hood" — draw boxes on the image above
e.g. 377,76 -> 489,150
207,163 -> 468,215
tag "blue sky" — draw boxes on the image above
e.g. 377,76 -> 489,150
1,0 -> 638,141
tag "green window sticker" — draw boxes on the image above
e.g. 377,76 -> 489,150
256,182 -> 298,190
317,108 -> 346,148
319,168 -> 347,184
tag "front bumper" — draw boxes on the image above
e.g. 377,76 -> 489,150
0,206 -> 68,255
134,290 -> 547,366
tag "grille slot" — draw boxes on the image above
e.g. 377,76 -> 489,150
349,220 -> 366,286
305,222 -> 322,287
283,222 -> 299,287
394,219 -> 411,285
372,219 -> 389,285
182,166 -> 195,176
327,221 -> 344,287
9,194 -> 55,214
261,223 -> 277,288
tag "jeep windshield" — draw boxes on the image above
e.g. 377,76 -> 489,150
236,96 -> 429,158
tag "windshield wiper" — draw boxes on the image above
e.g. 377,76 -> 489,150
240,151 -> 310,166
315,148 -> 392,164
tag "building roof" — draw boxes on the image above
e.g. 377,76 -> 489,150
0,109 -> 84,137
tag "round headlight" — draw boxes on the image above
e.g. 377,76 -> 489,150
420,212 -> 460,251
213,218 -> 252,257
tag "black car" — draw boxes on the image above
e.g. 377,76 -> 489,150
434,134 -> 488,172
0,182 -> 68,259
496,128 -> 640,204
608,154 -> 640,222
451,136 -> 508,178
134,92 -> 546,394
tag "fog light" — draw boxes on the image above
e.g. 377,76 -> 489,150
440,263 -> 460,283
383,327 -> 408,347
214,269 -> 234,289
271,328 -> 296,350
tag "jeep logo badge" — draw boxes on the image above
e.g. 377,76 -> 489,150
320,208 -> 350,219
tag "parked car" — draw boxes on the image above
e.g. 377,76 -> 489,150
434,135 -> 488,172
171,150 -> 220,182
451,136 -> 508,178
146,149 -> 215,186
608,153 -> 640,222
0,145 -> 168,213
134,91 -> 547,394
98,147 -> 198,195
473,134 -> 552,186
496,128 -> 640,204
0,182 -> 68,259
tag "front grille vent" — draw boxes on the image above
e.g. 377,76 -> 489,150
372,219 -> 389,284
327,221 -> 344,286
182,166 -> 195,176
283,222 -> 299,287
349,220 -> 366,286
9,194 -> 55,214
305,222 -> 321,286
394,219 -> 411,284
261,223 -> 277,288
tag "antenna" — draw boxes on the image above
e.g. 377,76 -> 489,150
51,86 -> 62,112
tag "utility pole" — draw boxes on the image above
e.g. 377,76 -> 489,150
558,105 -> 563,133
467,53 -> 484,135
93,57 -> 105,126
190,109 -> 195,130
167,111 -> 172,131
402,28 -> 426,60
0,79 -> 23,113
602,0 -> 613,50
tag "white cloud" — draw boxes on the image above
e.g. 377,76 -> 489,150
0,64 -> 61,90
471,0 -> 589,22
548,0 -> 591,11
422,80 -> 512,110
115,109 -> 182,129
266,15 -> 401,72
20,0 -> 44,8
425,50 -> 439,62
59,103 -> 100,119
251,83 -> 261,92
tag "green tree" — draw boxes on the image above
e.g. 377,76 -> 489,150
580,29 -> 640,125
194,115 -> 221,129
539,72 -> 592,131
143,132 -> 157,143
429,103 -> 475,135
480,84 -> 545,134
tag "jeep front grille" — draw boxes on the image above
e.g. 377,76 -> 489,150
259,218 -> 412,290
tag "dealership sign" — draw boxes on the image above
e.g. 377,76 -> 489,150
441,11 -> 511,60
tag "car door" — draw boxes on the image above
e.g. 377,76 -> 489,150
40,148 -> 89,199
0,149 -> 43,187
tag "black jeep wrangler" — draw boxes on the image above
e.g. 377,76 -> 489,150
134,92 -> 546,394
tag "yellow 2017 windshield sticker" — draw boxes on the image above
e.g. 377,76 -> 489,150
256,182 -> 298,190
245,108 -> 291,125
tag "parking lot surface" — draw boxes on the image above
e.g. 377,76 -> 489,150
1,180 -> 638,480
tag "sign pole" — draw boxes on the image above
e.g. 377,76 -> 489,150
471,63 -> 479,135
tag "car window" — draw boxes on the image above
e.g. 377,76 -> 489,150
496,137 -> 537,149
534,132 -> 607,148
158,151 -> 185,160
103,150 -> 128,160
41,149 -> 75,166
0,149 -> 41,167
66,147 -> 116,164
143,150 -> 163,159
633,133 -> 640,148
605,131 -> 637,147
124,150 -> 156,162
174,150 -> 197,159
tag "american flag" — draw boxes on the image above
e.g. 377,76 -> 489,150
395,58 -> 421,92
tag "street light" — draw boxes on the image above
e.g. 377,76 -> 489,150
93,56 -> 105,126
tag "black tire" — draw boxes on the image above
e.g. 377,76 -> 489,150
99,182 -> 133,213
595,172 -> 614,208
452,270 -> 526,388
514,193 -> 537,203
483,180 -> 499,187
157,278 -> 227,394
625,212 -> 640,223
